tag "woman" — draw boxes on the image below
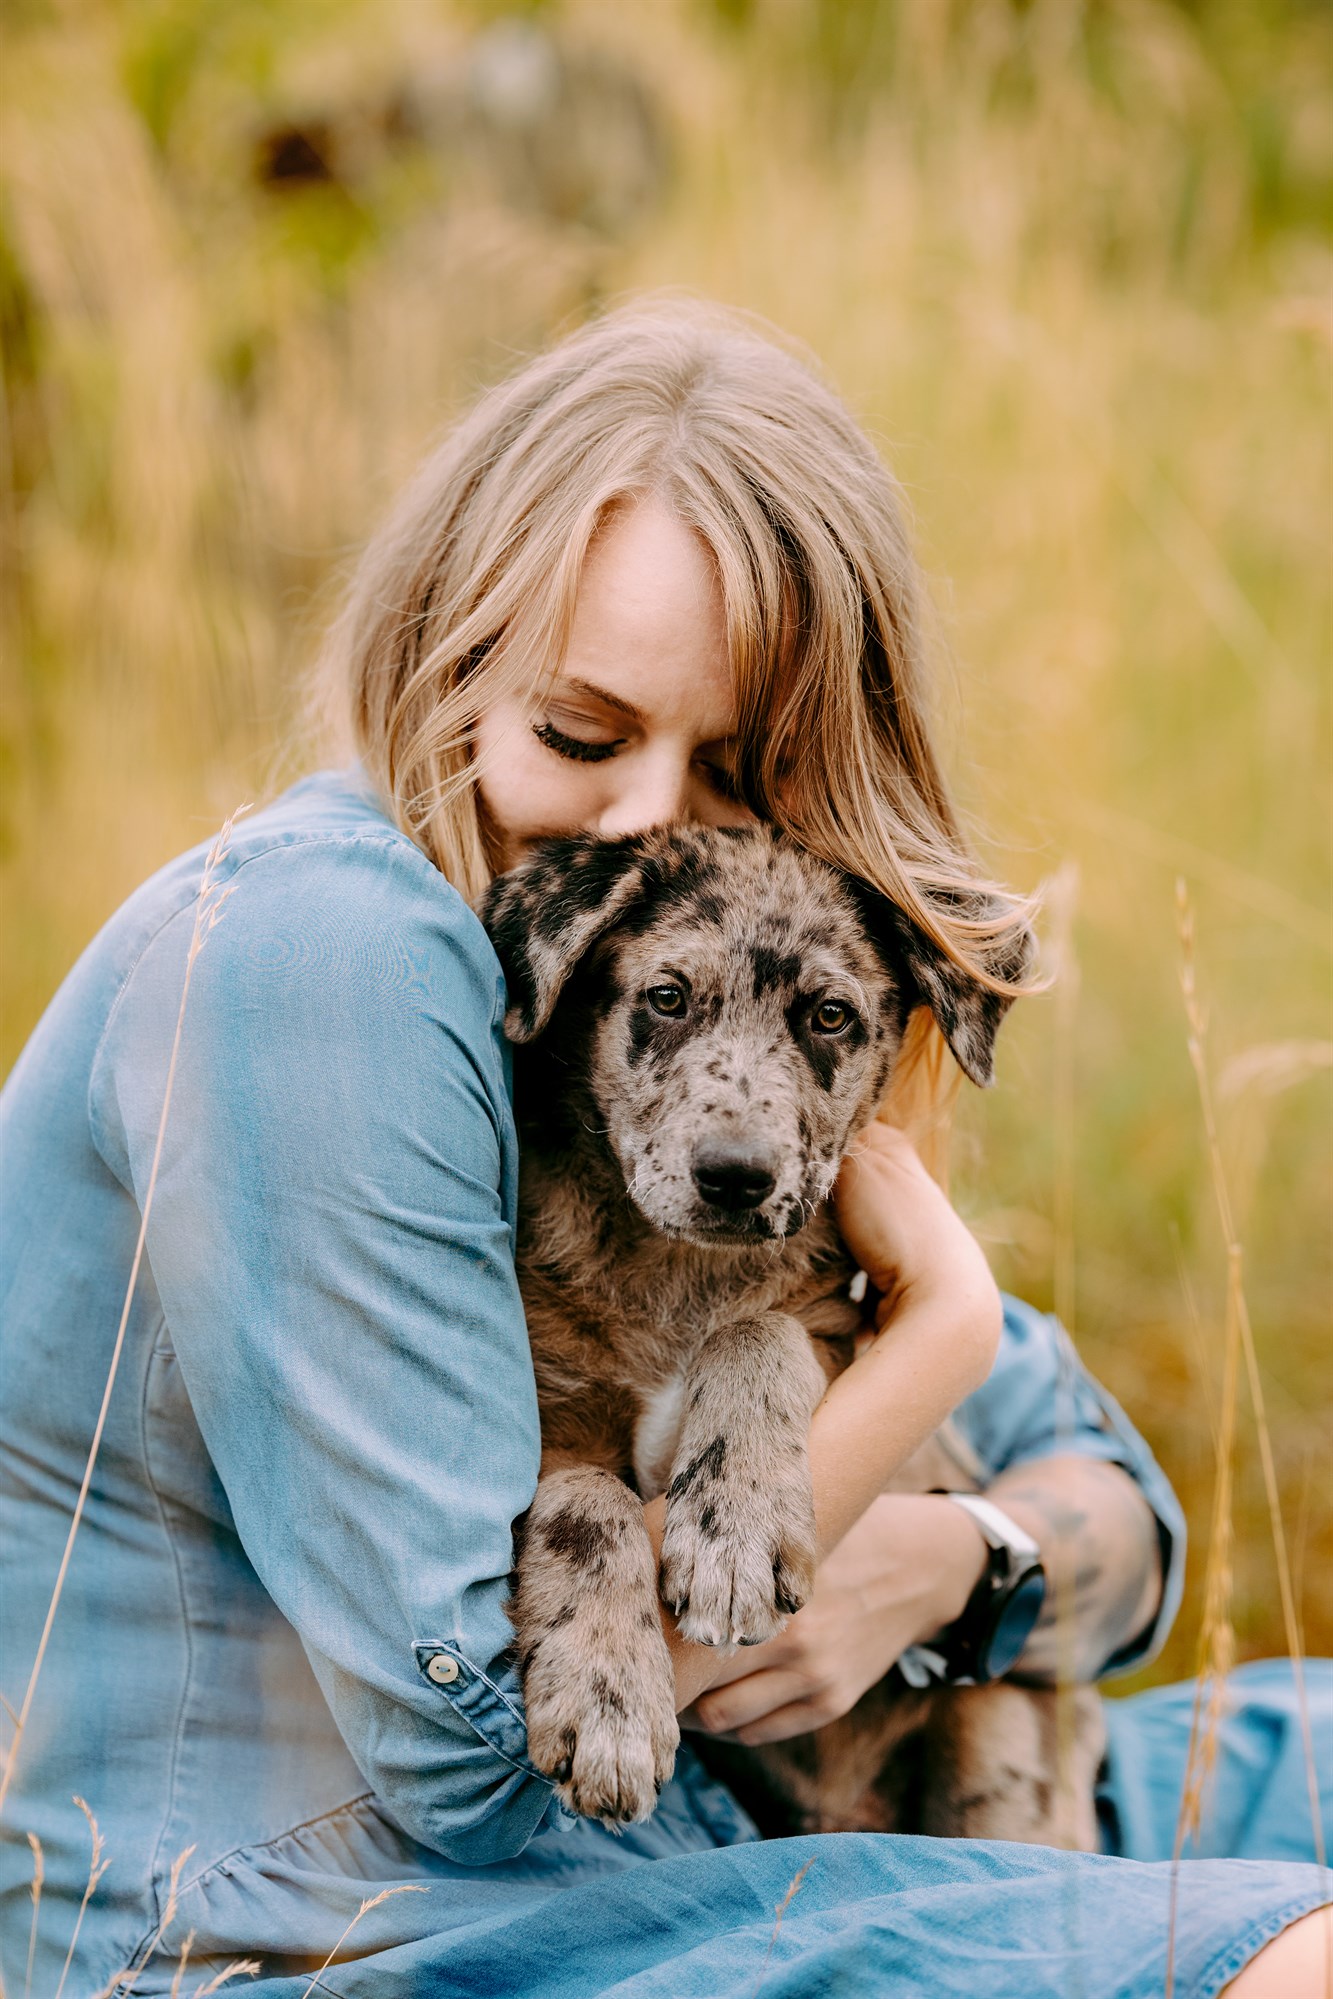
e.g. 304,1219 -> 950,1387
1,302 -> 1327,1997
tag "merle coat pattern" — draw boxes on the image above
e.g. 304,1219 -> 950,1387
482,825 -> 1100,1839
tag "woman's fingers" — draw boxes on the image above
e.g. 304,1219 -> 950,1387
717,1694 -> 838,1747
689,1667 -> 811,1736
694,1628 -> 798,1691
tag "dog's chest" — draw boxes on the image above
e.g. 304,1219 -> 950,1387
631,1374 -> 689,1501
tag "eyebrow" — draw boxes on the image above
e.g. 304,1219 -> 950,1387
554,675 -> 739,754
559,676 -> 646,725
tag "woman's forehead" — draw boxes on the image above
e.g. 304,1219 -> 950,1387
558,498 -> 736,739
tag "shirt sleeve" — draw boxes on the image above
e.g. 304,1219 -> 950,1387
89,830 -> 568,1862
951,1295 -> 1186,1676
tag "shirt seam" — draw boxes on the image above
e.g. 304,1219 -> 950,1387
137,1327 -> 199,1922
153,1789 -> 380,1907
1194,1888 -> 1333,1998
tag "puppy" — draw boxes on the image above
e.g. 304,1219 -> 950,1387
482,825 -> 1096,1837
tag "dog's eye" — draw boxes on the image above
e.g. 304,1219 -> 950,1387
811,1000 -> 852,1035
646,984 -> 687,1017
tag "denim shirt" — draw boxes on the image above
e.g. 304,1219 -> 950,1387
0,771 -> 1184,1994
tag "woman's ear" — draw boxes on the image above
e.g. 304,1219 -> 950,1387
845,880 -> 1034,1088
481,836 -> 650,1042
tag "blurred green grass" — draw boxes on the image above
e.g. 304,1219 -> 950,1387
2,0 -> 1329,1686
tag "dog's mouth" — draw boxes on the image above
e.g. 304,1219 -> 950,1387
623,1183 -> 820,1249
678,1206 -> 782,1247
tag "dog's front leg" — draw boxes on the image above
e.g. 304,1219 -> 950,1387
511,1460 -> 679,1825
659,1312 -> 825,1647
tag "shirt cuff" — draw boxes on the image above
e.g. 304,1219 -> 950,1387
412,1638 -> 577,1824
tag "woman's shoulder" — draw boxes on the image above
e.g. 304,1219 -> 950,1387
70,769 -> 508,1095
120,768 -> 498,990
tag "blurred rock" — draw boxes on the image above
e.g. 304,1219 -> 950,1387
251,17 -> 668,241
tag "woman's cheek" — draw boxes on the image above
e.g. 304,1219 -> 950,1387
479,742 -> 605,856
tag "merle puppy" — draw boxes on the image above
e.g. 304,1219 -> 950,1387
482,824 -> 1024,1828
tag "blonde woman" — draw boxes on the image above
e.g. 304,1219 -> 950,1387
1,304 -> 1327,1998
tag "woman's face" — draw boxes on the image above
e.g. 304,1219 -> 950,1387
474,497 -> 757,871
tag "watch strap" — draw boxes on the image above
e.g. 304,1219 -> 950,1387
928,1491 -> 1046,1686
944,1491 -> 1041,1562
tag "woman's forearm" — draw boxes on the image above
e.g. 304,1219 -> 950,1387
648,1269 -> 1002,1711
987,1453 -> 1163,1682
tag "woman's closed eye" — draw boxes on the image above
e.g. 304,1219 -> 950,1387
532,716 -> 742,798
533,717 -> 621,764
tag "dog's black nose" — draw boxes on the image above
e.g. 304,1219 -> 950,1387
693,1142 -> 777,1212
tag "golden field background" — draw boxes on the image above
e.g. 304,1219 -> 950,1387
1,0 -> 1329,1688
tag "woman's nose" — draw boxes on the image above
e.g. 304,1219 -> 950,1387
594,752 -> 693,838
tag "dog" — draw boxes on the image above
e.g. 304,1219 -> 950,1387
481,824 -> 1102,1842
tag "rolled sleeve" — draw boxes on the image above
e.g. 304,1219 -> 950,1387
952,1296 -> 1186,1675
89,830 -> 564,1861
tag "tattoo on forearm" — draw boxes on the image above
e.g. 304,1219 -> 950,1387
988,1461 -> 1161,1683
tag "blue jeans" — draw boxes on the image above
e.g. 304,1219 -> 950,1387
1101,1657 -> 1333,1864
129,1662 -> 1333,1997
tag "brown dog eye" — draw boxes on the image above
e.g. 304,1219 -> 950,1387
647,984 -> 686,1017
812,1000 -> 851,1035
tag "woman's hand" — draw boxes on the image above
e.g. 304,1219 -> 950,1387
833,1120 -> 998,1329
681,1493 -> 987,1745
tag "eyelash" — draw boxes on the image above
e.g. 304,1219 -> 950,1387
532,720 -> 619,764
533,719 -> 740,797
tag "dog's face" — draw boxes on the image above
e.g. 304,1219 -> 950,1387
483,827 -> 1023,1247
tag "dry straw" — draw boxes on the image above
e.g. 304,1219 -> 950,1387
749,1856 -> 814,1999
24,1832 -> 44,1999
1164,881 -> 1327,1999
52,1799 -> 109,1999
0,809 -> 249,1825
296,1886 -> 428,1999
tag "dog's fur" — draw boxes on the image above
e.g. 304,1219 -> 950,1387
482,825 -> 1101,1840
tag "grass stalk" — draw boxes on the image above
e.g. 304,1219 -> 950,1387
1166,882 -> 1328,1997
749,1857 -> 814,1999
190,1966 -> 262,1995
100,1843 -> 197,1999
296,1885 -> 427,1999
169,1930 -> 197,1999
1175,882 -> 1324,1866
0,809 -> 247,1823
23,1833 -> 43,1999
53,1798 -> 109,1999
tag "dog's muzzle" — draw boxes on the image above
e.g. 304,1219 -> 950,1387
692,1140 -> 778,1214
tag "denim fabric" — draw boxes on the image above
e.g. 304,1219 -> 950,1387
1100,1658 -> 1333,1865
2,770 -> 1326,1998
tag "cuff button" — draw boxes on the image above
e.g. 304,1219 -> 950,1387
426,1653 -> 460,1686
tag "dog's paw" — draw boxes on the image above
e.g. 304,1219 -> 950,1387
659,1464 -> 817,1647
524,1644 -> 679,1827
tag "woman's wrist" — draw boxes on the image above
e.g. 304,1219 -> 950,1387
859,1493 -> 989,1643
912,1494 -> 990,1636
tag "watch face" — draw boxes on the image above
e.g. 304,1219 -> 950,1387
985,1566 -> 1047,1681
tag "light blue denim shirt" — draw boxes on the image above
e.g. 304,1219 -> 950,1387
0,771 -> 1214,1998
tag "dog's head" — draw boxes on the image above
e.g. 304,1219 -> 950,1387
483,826 -> 1026,1247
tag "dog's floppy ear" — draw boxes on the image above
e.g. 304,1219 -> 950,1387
845,880 -> 1034,1088
481,835 -> 650,1043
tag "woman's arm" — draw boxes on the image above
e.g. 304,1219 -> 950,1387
986,1452 -> 1163,1682
685,1457 -> 1161,1743
652,1121 -> 1004,1712
93,832 -> 564,1863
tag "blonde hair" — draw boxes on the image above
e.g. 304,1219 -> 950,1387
320,298 -> 1034,1157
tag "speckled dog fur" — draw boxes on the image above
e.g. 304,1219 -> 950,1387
482,825 -> 1038,1829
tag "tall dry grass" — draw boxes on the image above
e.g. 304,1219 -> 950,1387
1,0 -> 1329,1701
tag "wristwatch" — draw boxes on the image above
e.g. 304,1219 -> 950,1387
928,1493 -> 1047,1686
